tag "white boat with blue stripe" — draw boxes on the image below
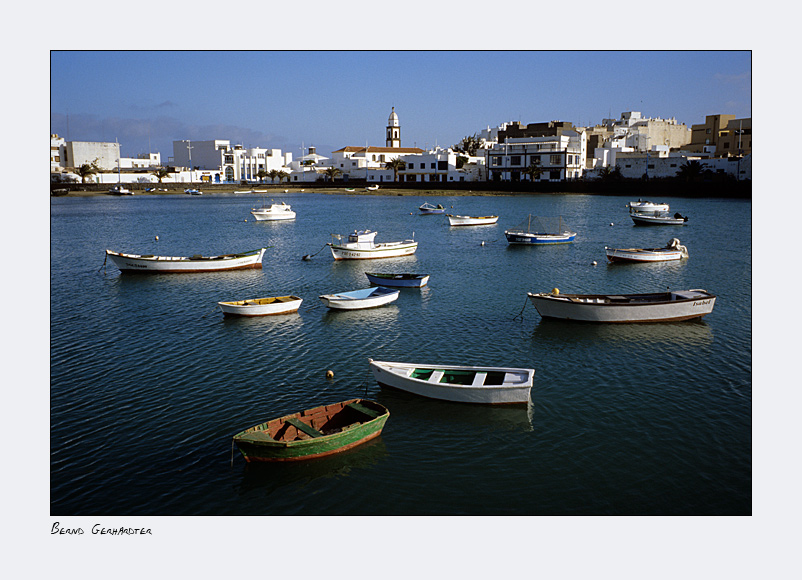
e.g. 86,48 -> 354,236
319,287 -> 400,310
505,215 -> 576,244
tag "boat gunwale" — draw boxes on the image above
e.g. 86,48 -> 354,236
527,290 -> 716,307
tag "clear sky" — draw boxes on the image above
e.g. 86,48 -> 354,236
50,50 -> 751,162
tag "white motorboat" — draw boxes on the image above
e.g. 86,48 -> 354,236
368,359 -> 534,405
251,202 -> 296,221
319,287 -> 400,310
365,185 -> 380,191
446,214 -> 499,226
328,230 -> 417,260
629,200 -> 669,212
419,202 -> 446,214
104,248 -> 266,273
630,211 -> 688,226
185,188 -> 202,195
605,238 -> 689,263
218,295 -> 303,316
527,288 -> 716,323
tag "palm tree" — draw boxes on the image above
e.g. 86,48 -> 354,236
522,159 -> 543,183
276,170 -> 290,184
151,167 -> 171,183
267,169 -> 280,184
256,169 -> 268,183
676,160 -> 705,183
75,163 -> 98,184
385,158 -> 406,182
323,167 -> 342,183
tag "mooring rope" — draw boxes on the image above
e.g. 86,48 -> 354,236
97,253 -> 107,274
302,243 -> 329,260
512,295 -> 530,322
230,439 -> 235,467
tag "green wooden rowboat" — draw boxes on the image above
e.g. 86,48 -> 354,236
233,399 -> 390,462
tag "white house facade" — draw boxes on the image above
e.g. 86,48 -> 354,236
485,132 -> 587,182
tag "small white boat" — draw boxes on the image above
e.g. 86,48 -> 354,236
365,272 -> 429,288
629,200 -> 669,212
105,248 -> 266,273
368,359 -> 534,405
251,202 -> 296,221
605,238 -> 689,263
109,185 -> 133,195
631,211 -> 688,226
505,215 -> 576,244
319,287 -> 400,310
185,188 -> 202,195
527,288 -> 716,323
328,230 -> 417,260
365,185 -> 380,191
218,295 -> 303,316
447,214 -> 499,226
419,202 -> 446,214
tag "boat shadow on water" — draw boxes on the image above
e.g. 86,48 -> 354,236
371,387 -> 534,432
530,317 -> 714,347
236,436 -> 389,494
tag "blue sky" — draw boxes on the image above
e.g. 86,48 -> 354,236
50,50 -> 751,161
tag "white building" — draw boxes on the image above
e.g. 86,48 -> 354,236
171,140 -> 292,183
609,150 -> 751,180
485,131 -> 587,182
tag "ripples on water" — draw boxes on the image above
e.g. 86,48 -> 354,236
50,193 -> 751,515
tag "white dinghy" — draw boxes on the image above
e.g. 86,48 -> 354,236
368,360 -> 534,405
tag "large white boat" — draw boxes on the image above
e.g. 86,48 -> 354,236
446,214 -> 499,226
319,287 -> 400,310
328,230 -> 417,260
368,359 -> 534,405
105,248 -> 266,273
218,295 -> 303,316
527,288 -> 716,323
629,200 -> 669,213
251,202 -> 296,221
605,238 -> 689,263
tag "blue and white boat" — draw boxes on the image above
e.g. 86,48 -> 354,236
365,272 -> 430,288
504,215 -> 576,245
419,202 -> 446,214
319,286 -> 400,310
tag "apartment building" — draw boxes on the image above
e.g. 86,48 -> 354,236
687,114 -> 752,156
486,131 -> 586,182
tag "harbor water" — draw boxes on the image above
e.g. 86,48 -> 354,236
50,192 -> 751,515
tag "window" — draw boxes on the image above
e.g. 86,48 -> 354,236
550,155 -> 561,165
431,163 -> 436,169
724,142 -> 730,149
511,155 -> 521,166
549,170 -> 561,180
492,157 -> 501,166
409,163 -> 414,169
224,155 -> 234,164
438,161 -> 447,170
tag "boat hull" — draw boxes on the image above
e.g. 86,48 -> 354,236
251,211 -> 295,221
233,399 -> 389,462
505,231 -> 576,244
365,272 -> 429,288
105,248 -> 266,273
447,215 -> 499,226
605,248 -> 685,263
218,296 -> 303,316
527,289 -> 716,323
329,241 -> 417,260
369,360 -> 534,405
631,214 -> 686,226
319,287 -> 400,310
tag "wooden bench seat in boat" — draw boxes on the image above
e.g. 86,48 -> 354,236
285,417 -> 324,438
346,402 -> 381,419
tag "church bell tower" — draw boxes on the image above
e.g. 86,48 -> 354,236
386,107 -> 400,148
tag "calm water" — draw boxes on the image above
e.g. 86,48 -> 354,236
50,192 -> 751,515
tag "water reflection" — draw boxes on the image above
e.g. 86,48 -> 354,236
531,318 -> 713,347
372,388 -> 534,432
321,305 -> 400,326
236,436 -> 388,495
